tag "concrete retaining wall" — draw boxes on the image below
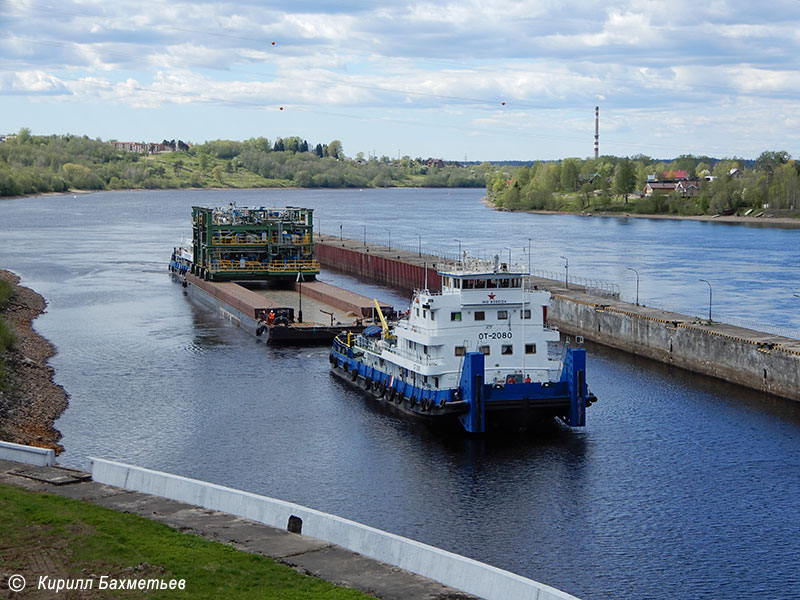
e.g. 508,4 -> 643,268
0,440 -> 55,466
549,295 -> 800,402
90,458 -> 579,600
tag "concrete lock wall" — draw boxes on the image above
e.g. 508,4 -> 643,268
90,458 -> 579,600
548,295 -> 800,402
0,440 -> 56,466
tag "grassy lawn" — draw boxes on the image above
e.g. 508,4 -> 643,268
141,153 -> 293,189
0,483 -> 376,599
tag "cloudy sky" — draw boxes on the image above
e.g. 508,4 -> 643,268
3,0 -> 800,160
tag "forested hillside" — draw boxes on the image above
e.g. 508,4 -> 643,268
0,129 -> 491,196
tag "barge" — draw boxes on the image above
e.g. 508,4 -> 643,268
329,255 -> 596,433
170,204 -> 390,345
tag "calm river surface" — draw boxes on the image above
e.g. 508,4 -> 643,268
1,189 -> 799,600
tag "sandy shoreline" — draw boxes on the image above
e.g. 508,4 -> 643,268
0,270 -> 68,454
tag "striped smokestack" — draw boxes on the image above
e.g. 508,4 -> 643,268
594,106 -> 599,159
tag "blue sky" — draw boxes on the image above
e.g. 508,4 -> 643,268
3,0 -> 800,160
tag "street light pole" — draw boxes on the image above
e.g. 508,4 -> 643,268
560,255 -> 569,289
296,271 -> 304,323
339,222 -> 343,241
699,279 -> 712,323
362,225 -> 367,247
417,233 -> 421,257
627,267 -> 640,305
527,238 -> 531,275
454,239 -> 462,265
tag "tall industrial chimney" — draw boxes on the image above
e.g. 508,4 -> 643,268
594,106 -> 599,159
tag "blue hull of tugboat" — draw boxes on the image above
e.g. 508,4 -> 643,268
329,339 -> 594,433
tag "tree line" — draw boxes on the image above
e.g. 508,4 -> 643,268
0,129 -> 491,196
487,152 -> 800,216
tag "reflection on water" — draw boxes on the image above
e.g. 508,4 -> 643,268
0,190 -> 799,600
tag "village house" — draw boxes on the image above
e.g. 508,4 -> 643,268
644,182 -> 677,196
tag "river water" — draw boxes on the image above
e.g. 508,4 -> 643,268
1,189 -> 799,600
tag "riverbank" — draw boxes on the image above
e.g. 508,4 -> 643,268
481,197 -> 800,228
0,270 -> 68,453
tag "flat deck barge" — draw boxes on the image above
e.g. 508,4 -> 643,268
182,272 -> 391,345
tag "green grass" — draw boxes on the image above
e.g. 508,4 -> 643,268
0,483 -> 376,599
142,154 -> 294,189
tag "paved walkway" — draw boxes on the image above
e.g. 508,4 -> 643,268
0,460 -> 478,600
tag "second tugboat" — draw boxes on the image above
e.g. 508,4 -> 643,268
330,255 -> 596,433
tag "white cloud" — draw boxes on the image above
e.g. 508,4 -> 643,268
3,0 -> 800,157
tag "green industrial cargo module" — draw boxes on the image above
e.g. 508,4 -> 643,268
191,204 -> 320,282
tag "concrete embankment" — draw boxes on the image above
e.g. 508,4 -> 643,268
315,235 -> 800,403
0,443 -> 580,600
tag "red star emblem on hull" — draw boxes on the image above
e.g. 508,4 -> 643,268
488,293 -> 495,299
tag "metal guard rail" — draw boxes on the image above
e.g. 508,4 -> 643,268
211,234 -> 311,245
210,259 -> 320,272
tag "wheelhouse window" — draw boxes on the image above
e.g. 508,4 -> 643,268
501,344 -> 513,355
463,279 -> 474,289
479,345 -> 491,355
522,309 -> 531,319
455,346 -> 466,356
451,311 -> 462,321
497,310 -> 508,320
525,343 -> 537,354
475,279 -> 486,289
474,311 -> 485,321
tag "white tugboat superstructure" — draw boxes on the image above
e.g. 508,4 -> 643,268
330,255 -> 596,433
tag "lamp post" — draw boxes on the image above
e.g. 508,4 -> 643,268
362,225 -> 367,247
560,255 -> 569,289
627,267 -> 640,305
527,238 -> 532,275
454,238 -> 462,264
417,233 -> 421,257
385,228 -> 391,250
699,279 -> 712,323
296,271 -> 304,323
339,222 -> 343,241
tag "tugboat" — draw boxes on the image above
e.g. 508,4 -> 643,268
329,255 -> 596,433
